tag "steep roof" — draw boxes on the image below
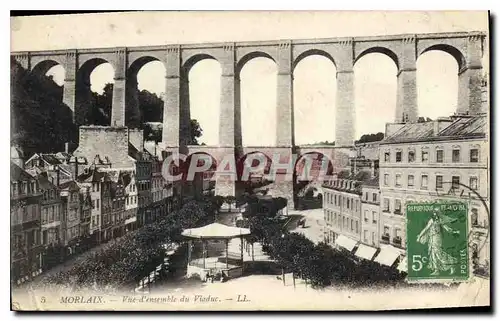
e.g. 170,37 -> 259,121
59,180 -> 80,191
383,121 -> 435,143
437,115 -> 487,138
40,154 -> 62,165
383,115 -> 487,144
76,166 -> 108,183
36,173 -> 57,190
363,175 -> 379,187
11,162 -> 33,181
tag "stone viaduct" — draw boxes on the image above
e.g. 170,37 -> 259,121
11,31 -> 487,207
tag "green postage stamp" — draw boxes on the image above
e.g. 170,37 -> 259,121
406,202 -> 469,282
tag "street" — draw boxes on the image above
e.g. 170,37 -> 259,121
288,209 -> 325,244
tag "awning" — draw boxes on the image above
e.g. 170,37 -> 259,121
125,216 -> 137,225
335,235 -> 358,252
354,243 -> 378,261
42,221 -> 61,229
397,256 -> 407,272
374,245 -> 402,267
181,223 -> 251,239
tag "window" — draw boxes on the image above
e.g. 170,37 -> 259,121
452,176 -> 460,190
384,152 -> 390,162
470,149 -> 479,163
408,175 -> 414,188
394,199 -> 402,214
436,149 -> 444,163
408,150 -> 415,163
364,230 -> 368,242
384,226 -> 390,235
384,174 -> 389,186
470,177 -> 478,190
334,195 -> 337,206
96,199 -> 100,210
355,221 -> 358,234
383,198 -> 390,212
422,150 -> 429,162
347,199 -> 350,209
436,175 -> 443,189
396,151 -> 402,162
364,210 -> 369,221
395,174 -> 401,187
421,175 -> 428,189
372,193 -> 377,202
452,149 -> 460,163
350,219 -> 353,231
471,208 -> 478,226
371,232 -> 375,245
372,211 -> 377,223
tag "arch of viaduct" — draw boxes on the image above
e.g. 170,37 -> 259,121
12,31 -> 486,149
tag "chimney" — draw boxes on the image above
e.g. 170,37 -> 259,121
56,166 -> 60,186
71,158 -> 79,179
433,120 -> 440,136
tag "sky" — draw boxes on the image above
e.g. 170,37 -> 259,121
11,11 -> 489,146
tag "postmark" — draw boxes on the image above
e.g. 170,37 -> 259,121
406,201 -> 469,282
431,181 -> 490,254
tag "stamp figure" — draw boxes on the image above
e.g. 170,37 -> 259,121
407,202 -> 469,281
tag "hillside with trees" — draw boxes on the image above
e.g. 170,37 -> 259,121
11,58 -> 78,157
10,60 -> 203,156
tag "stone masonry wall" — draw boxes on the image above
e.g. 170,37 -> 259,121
74,126 -> 133,168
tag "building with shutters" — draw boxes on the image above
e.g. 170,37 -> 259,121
379,114 -> 489,275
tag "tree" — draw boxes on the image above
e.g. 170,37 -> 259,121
11,59 -> 78,155
39,200 -> 210,290
190,119 -> 203,145
355,132 -> 385,144
337,170 -> 351,179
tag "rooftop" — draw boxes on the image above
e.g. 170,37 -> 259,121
11,162 -> 33,181
382,115 -> 487,144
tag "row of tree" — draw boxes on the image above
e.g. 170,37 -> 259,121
243,197 -> 406,288
39,199 -> 217,291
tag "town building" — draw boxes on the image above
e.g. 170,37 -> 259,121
150,153 -> 168,222
322,171 -> 369,248
100,175 -> 113,242
10,148 -> 43,284
59,180 -> 81,256
360,176 -> 380,248
123,170 -> 138,232
76,166 -> 105,245
36,174 -> 63,269
78,184 -> 93,251
108,170 -> 127,238
129,141 -> 153,227
379,114 -> 489,276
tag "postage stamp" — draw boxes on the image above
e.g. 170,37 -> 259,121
406,202 -> 469,282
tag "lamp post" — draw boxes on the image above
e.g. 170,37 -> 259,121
280,234 -> 285,286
